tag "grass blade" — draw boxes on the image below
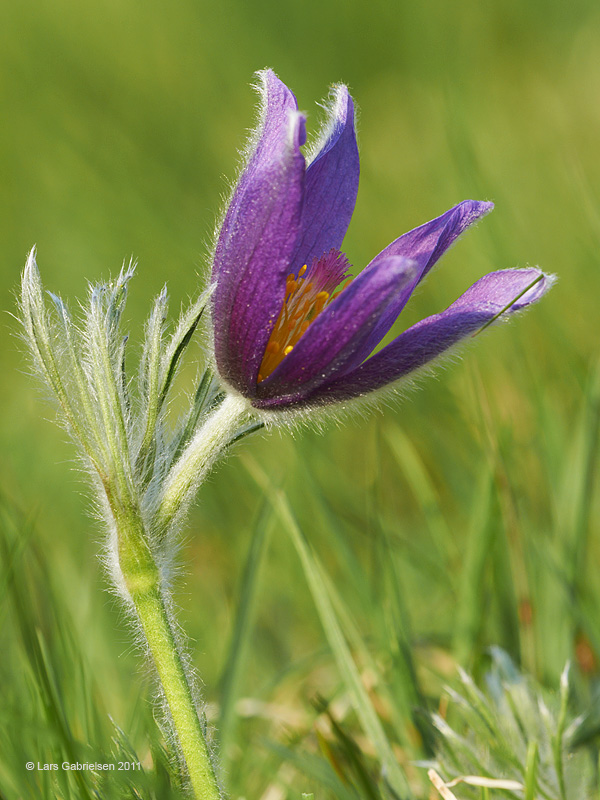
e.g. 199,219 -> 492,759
242,454 -> 412,799
218,499 -> 273,762
452,464 -> 495,664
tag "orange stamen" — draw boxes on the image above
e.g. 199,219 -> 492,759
258,249 -> 353,383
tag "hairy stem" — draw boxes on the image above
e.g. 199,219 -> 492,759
158,393 -> 250,532
113,501 -> 222,800
134,587 -> 221,799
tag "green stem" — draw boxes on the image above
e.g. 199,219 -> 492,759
158,393 -> 249,532
134,587 -> 221,800
114,504 -> 221,800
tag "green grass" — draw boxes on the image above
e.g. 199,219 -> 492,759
2,0 -> 600,797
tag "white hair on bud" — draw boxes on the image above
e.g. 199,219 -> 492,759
304,82 -> 356,167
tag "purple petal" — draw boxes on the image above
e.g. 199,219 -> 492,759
368,199 -> 494,281
266,268 -> 552,408
355,200 -> 494,355
255,256 -> 418,405
212,70 -> 307,395
289,85 -> 359,272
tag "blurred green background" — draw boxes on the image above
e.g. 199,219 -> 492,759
1,0 -> 600,797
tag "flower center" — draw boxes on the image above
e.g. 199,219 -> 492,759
258,249 -> 353,382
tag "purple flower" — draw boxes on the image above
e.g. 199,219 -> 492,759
211,70 -> 551,411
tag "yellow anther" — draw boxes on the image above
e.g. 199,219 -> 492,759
313,291 -> 330,315
258,249 -> 353,383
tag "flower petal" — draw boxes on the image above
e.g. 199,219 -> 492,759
368,199 -> 494,280
356,199 -> 494,353
281,268 -> 553,407
290,85 -> 359,272
255,255 -> 418,406
212,70 -> 307,395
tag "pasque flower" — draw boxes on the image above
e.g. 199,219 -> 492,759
19,67 -> 555,800
212,70 -> 551,411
